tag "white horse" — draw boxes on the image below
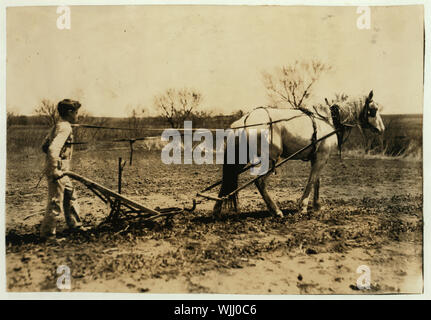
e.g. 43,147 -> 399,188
213,90 -> 385,217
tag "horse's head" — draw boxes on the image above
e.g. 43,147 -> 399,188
360,90 -> 385,134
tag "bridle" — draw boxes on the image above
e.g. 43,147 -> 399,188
329,97 -> 379,157
359,97 -> 379,131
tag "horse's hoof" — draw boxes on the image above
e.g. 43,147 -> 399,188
313,204 -> 321,211
298,206 -> 308,215
213,210 -> 221,217
274,210 -> 284,218
296,200 -> 306,211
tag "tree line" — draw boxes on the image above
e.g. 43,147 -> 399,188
10,60 -> 331,129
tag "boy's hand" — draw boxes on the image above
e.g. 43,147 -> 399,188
53,168 -> 64,180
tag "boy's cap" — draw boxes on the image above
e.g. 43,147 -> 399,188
57,99 -> 81,112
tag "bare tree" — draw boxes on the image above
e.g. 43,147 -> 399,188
191,109 -> 214,127
232,109 -> 244,118
334,92 -> 349,103
315,92 -> 349,120
128,106 -> 147,135
324,92 -> 349,105
74,110 -> 110,141
154,88 -> 203,128
34,99 -> 58,126
262,60 -> 331,112
77,110 -> 93,123
7,111 -> 16,128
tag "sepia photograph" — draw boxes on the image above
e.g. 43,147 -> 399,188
3,3 -> 426,295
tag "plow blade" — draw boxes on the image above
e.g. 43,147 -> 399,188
64,171 -> 162,217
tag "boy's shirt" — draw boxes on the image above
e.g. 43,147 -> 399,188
42,120 -> 74,173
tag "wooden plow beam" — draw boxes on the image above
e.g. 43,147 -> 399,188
63,171 -> 182,224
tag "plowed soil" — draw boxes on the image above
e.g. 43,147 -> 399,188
5,150 -> 423,294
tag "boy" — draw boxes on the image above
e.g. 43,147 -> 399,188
40,99 -> 84,240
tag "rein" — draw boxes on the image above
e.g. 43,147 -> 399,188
230,114 -> 304,129
71,124 -> 136,131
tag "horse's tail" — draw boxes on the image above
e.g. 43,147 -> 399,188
213,137 -> 247,215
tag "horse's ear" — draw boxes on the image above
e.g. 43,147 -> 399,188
325,98 -> 331,107
367,90 -> 374,101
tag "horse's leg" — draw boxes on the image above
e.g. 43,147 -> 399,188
313,177 -> 321,211
213,199 -> 223,216
297,155 -> 328,214
255,176 -> 283,217
297,169 -> 314,214
213,162 -> 241,216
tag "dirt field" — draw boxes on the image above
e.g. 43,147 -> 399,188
5,149 -> 423,294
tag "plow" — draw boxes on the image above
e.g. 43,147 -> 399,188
64,171 -> 183,224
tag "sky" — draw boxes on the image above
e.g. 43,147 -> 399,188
6,5 -> 424,117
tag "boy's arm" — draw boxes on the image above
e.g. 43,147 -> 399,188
47,122 -> 71,177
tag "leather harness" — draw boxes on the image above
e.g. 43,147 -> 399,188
242,106 -> 318,163
243,106 -> 275,149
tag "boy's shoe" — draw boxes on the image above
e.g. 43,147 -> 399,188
41,234 -> 65,245
67,225 -> 90,233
